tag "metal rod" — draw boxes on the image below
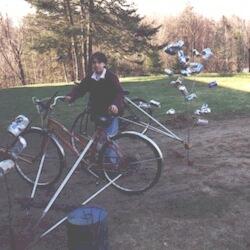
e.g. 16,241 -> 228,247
31,153 -> 46,199
125,97 -> 183,142
40,138 -> 94,220
40,174 -> 122,239
119,116 -> 183,143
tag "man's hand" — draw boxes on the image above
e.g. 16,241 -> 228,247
109,105 -> 118,115
64,96 -> 73,103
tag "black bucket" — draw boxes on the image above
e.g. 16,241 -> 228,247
67,206 -> 109,250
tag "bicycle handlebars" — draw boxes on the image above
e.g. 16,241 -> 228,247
32,95 -> 66,111
50,96 -> 66,109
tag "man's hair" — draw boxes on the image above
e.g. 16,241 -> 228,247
91,52 -> 108,64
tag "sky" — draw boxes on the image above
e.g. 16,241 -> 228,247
0,0 -> 249,25
132,0 -> 250,20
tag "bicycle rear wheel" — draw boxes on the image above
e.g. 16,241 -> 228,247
71,110 -> 95,155
15,127 -> 65,187
99,131 -> 163,194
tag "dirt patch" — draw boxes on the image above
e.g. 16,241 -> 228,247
0,116 -> 250,249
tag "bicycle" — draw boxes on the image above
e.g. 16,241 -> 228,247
70,91 -> 157,155
14,92 -> 163,195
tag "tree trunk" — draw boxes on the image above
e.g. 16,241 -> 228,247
87,0 -> 94,77
67,47 -> 75,81
80,1 -> 87,78
62,62 -> 69,83
64,0 -> 84,80
17,57 -> 26,85
84,40 -> 88,76
248,48 -> 250,73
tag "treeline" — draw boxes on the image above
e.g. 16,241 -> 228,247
0,3 -> 249,88
157,6 -> 250,73
0,0 -> 161,87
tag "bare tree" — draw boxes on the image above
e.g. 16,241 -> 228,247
0,14 -> 26,85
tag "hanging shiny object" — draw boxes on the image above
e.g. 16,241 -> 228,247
180,69 -> 191,77
178,85 -> 189,96
185,93 -> 197,101
193,49 -> 201,57
196,119 -> 209,126
164,40 -> 185,55
164,68 -> 173,76
170,77 -> 183,88
178,50 -> 189,68
188,63 -> 204,74
138,101 -> 151,109
166,108 -> 176,115
150,100 -> 161,108
202,48 -> 213,60
208,81 -> 218,88
195,103 -> 211,115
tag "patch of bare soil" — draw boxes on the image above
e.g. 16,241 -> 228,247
0,116 -> 250,250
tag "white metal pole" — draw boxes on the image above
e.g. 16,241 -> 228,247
125,97 -> 183,142
40,174 -> 122,239
40,138 -> 94,220
31,153 -> 46,199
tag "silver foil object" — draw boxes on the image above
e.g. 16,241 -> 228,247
170,78 -> 183,88
178,50 -> 188,68
196,119 -> 209,126
200,104 -> 211,114
164,68 -> 173,76
194,109 -> 201,115
181,69 -> 191,76
8,115 -> 30,137
176,77 -> 183,85
170,80 -> 177,86
202,48 -> 213,60
185,93 -> 197,101
195,104 -> 211,115
166,108 -> 176,115
150,100 -> 161,108
188,63 -> 204,74
138,101 -> 151,109
208,81 -> 218,88
193,49 -> 201,56
164,40 -> 185,55
178,85 -> 189,96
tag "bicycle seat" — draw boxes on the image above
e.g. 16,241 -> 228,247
123,90 -> 130,96
95,116 -> 112,128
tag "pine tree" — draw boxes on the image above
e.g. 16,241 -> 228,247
25,0 -> 160,79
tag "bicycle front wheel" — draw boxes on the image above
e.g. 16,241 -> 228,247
15,127 -> 65,187
99,131 -> 163,194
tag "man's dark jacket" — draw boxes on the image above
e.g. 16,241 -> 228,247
68,69 -> 125,116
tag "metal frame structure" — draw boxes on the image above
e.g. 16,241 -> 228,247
122,96 -> 191,149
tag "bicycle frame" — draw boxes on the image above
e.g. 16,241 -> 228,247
47,117 -> 85,155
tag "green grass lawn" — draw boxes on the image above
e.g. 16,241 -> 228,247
0,74 -> 250,134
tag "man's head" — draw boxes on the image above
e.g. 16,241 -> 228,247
91,52 -> 107,74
